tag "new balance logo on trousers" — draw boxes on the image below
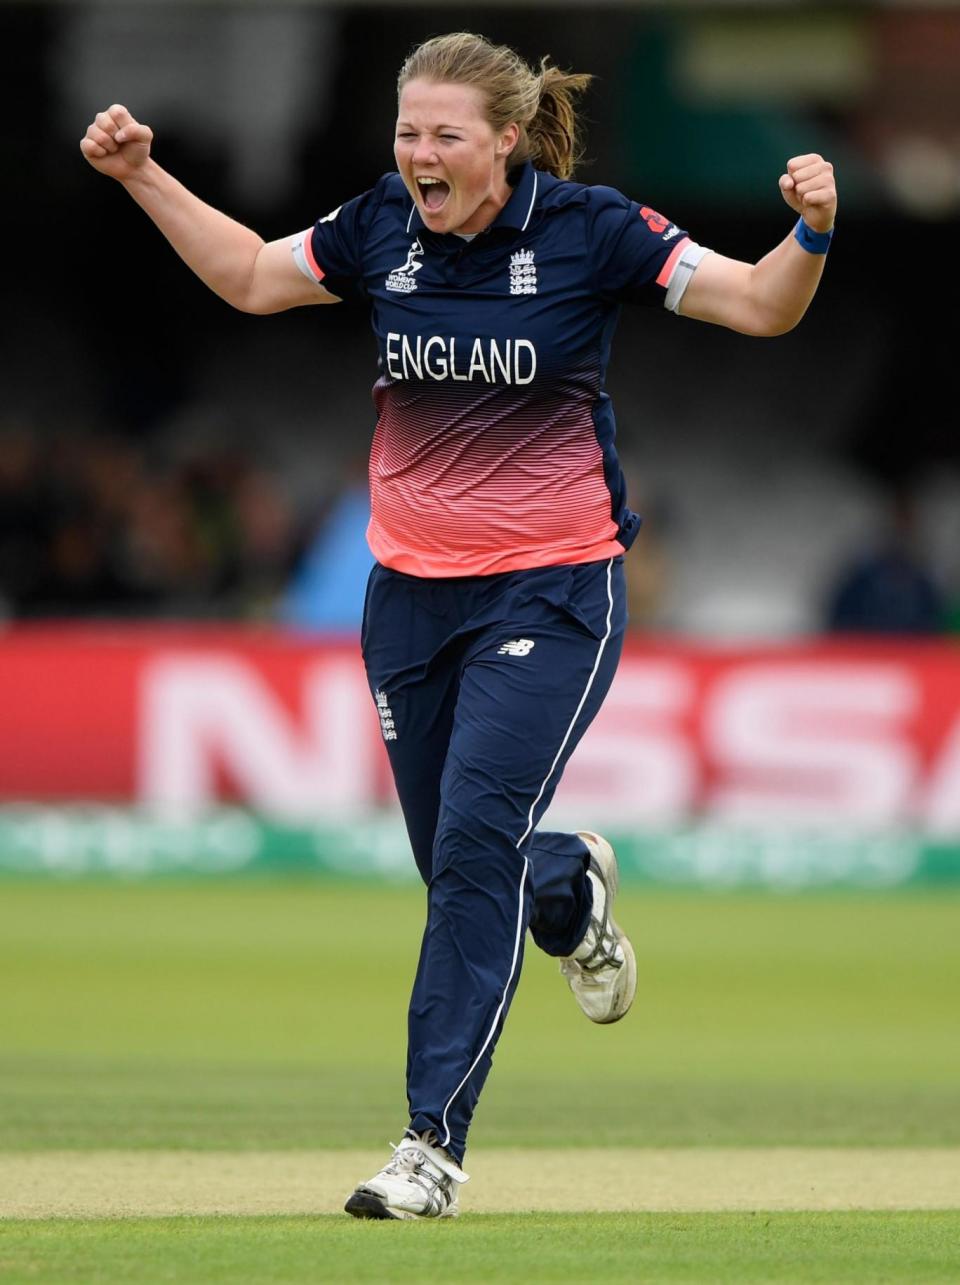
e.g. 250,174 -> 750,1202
497,638 -> 536,656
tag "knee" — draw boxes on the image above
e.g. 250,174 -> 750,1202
431,809 -> 528,903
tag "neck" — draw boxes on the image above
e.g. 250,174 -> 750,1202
456,166 -> 515,234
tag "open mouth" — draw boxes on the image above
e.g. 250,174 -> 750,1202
416,176 -> 451,212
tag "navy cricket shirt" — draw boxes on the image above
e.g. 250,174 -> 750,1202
292,161 -> 709,577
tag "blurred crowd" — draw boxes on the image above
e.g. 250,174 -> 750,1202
2,422 -> 958,639
0,425 -> 296,621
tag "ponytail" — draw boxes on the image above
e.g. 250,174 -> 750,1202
526,62 -> 592,180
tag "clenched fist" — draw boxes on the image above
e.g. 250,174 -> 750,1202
778,154 -> 837,232
80,104 -> 153,181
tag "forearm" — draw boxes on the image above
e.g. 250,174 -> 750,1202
679,154 -> 836,337
121,159 -> 264,311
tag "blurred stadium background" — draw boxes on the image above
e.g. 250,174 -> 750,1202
3,13 -> 960,1274
1,0 -> 959,889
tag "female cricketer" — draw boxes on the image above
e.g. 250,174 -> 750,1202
81,31 -> 837,1220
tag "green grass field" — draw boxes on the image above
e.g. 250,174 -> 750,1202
2,1213 -> 959,1283
1,881 -> 959,1281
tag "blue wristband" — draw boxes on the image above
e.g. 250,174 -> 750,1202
794,218 -> 833,254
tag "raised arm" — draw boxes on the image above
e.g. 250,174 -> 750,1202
80,104 -> 340,314
679,154 -> 837,337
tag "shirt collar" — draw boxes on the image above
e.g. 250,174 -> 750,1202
405,161 -> 540,236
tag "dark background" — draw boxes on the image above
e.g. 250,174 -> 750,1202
2,3 -> 957,633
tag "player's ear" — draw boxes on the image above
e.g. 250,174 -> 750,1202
496,123 -> 520,158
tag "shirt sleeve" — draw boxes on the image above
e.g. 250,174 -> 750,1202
589,187 -> 712,311
291,183 -> 384,301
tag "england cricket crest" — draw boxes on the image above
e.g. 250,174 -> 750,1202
509,248 -> 537,295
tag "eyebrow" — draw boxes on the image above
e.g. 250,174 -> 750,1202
396,121 -> 466,131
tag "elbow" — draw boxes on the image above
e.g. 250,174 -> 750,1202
230,288 -> 283,316
235,296 -> 275,316
758,317 -> 799,338
230,254 -> 277,314
209,284 -> 265,315
744,281 -> 810,336
751,292 -> 815,337
749,306 -> 804,338
718,297 -> 803,337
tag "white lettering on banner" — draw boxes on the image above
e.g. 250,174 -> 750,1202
922,713 -> 960,836
138,657 -> 375,819
545,663 -> 697,826
124,648 -> 959,833
385,332 -> 536,385
704,665 -> 919,826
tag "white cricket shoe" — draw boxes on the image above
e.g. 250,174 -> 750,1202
344,1131 -> 469,1220
559,831 -> 637,1024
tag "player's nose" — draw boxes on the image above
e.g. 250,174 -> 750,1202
411,137 -> 439,166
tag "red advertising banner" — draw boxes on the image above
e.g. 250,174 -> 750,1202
1,626 -> 959,834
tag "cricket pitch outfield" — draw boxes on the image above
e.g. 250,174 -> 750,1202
2,881 -> 959,1280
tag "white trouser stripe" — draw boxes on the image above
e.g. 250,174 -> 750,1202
439,557 -> 616,1147
516,557 -> 615,849
440,854 -> 529,1148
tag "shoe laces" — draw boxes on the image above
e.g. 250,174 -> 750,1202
382,1136 -> 451,1191
562,916 -> 622,983
581,923 -> 623,973
383,1143 -> 423,1177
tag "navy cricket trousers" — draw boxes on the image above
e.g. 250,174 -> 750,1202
361,556 -> 627,1163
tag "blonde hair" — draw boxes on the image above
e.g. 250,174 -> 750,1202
397,33 -> 591,180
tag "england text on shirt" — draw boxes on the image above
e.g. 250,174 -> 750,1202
292,162 -> 710,578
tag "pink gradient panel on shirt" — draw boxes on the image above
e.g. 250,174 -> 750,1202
367,377 -> 623,577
